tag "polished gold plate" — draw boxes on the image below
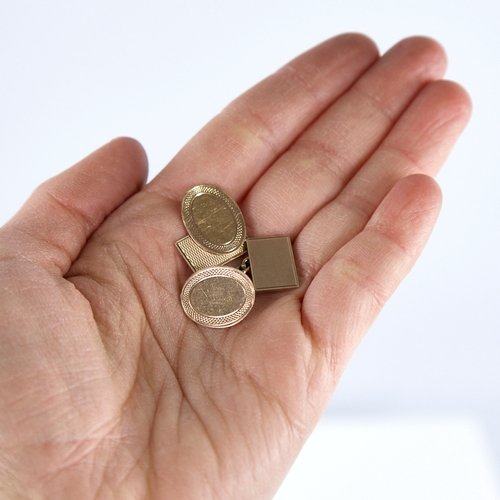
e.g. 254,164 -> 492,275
181,185 -> 245,255
246,236 -> 299,291
181,267 -> 255,328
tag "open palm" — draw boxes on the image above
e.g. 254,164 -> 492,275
0,34 -> 470,499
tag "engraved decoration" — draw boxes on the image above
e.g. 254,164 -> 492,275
181,267 -> 255,328
175,235 -> 246,272
182,185 -> 246,254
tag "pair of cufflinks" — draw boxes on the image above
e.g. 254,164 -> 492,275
176,185 -> 299,328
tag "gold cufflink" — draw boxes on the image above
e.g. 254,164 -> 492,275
176,184 -> 299,328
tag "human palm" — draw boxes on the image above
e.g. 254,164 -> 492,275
0,34 -> 470,499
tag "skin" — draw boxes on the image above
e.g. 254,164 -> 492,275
0,34 -> 471,499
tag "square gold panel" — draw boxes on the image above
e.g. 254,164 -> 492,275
176,236 -> 246,272
246,236 -> 299,291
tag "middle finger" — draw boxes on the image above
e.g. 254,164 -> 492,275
241,37 -> 446,237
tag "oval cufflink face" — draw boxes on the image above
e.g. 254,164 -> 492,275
181,267 -> 255,328
181,185 -> 246,254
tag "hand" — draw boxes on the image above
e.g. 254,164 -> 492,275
0,34 -> 470,499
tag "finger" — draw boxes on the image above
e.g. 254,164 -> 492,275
302,174 -> 442,373
146,33 -> 378,200
296,80 -> 471,283
0,138 -> 148,274
241,36 -> 447,237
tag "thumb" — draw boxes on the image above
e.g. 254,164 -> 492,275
0,138 -> 148,274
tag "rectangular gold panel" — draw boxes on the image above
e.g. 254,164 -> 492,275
246,237 -> 299,291
175,235 -> 246,272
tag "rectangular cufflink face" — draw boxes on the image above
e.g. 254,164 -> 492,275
246,236 -> 299,291
175,236 -> 246,272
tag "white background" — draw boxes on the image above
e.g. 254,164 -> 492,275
1,0 -> 499,497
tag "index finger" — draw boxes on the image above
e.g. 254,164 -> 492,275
146,34 -> 378,201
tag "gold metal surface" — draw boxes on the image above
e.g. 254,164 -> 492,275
181,185 -> 245,254
191,277 -> 246,316
175,236 -> 246,272
246,237 -> 299,291
181,267 -> 255,328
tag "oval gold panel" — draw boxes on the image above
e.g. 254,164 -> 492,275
190,276 -> 246,317
181,185 -> 246,254
181,267 -> 255,328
